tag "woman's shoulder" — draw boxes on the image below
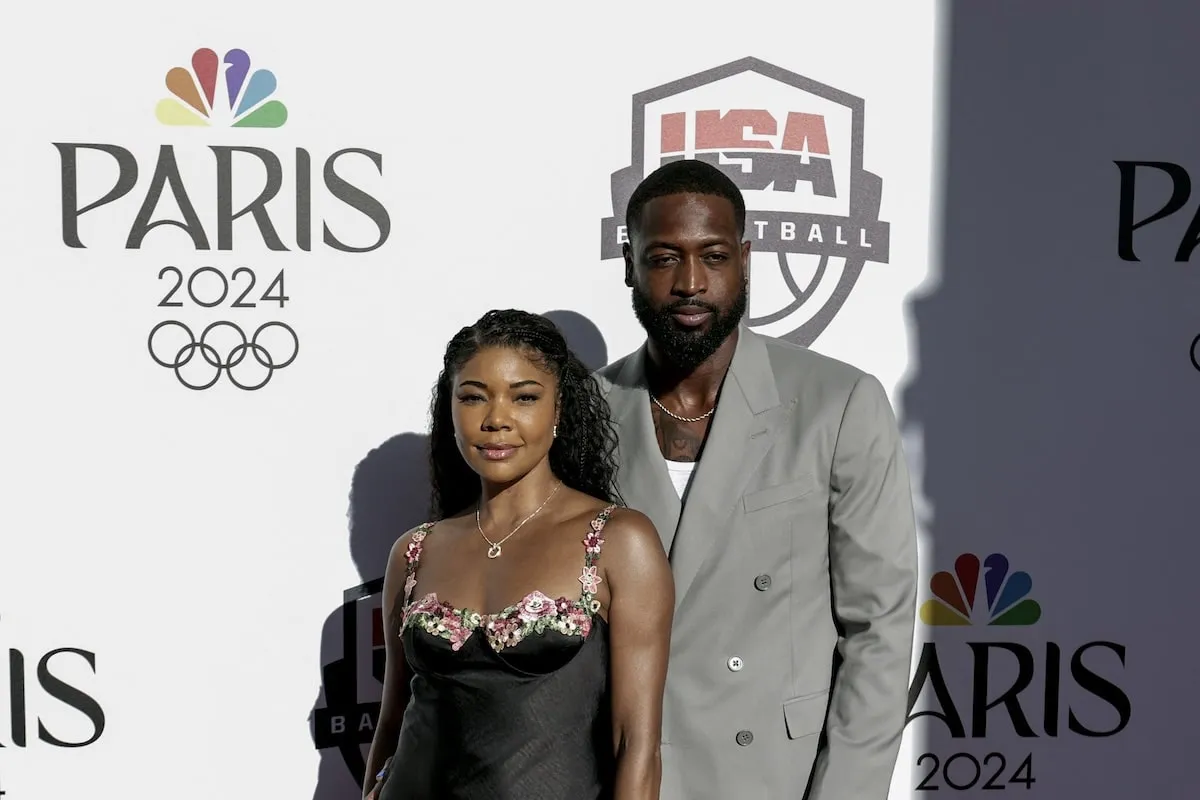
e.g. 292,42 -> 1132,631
592,506 -> 672,602
594,505 -> 665,560
386,519 -> 439,566
562,492 -> 656,541
598,504 -> 654,532
397,519 -> 436,544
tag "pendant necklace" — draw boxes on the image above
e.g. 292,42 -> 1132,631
476,481 -> 562,559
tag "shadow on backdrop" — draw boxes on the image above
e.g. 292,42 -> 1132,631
543,309 -> 610,372
899,1 -> 1194,796
308,431 -> 431,800
307,311 -> 608,800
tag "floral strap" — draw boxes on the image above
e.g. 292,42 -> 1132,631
402,522 -> 434,606
578,505 -> 615,609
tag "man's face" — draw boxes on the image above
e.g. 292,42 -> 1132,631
624,192 -> 750,371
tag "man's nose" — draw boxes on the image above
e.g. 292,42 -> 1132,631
671,256 -> 706,297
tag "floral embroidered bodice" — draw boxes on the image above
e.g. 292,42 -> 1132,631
379,506 -> 617,800
400,505 -> 613,653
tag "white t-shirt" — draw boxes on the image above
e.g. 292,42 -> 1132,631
665,459 -> 697,501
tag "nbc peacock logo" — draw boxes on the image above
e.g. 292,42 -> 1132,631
155,47 -> 287,128
919,552 -> 1042,627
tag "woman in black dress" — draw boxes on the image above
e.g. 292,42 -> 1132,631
364,309 -> 673,800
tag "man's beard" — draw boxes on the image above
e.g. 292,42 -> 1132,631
631,284 -> 747,373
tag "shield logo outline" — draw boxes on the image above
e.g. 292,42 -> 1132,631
599,57 -> 890,346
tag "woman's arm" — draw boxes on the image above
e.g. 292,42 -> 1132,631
362,532 -> 415,798
605,509 -> 675,800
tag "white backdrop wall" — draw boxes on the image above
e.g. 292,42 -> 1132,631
0,1 -> 1192,798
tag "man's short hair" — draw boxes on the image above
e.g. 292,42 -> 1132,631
625,159 -> 747,240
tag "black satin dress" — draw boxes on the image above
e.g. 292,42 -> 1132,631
380,507 -> 616,800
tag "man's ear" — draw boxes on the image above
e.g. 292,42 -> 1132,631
742,238 -> 752,292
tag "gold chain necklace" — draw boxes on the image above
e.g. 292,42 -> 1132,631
652,394 -> 716,423
476,482 -> 562,559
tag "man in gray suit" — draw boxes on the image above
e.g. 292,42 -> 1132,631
594,159 -> 918,799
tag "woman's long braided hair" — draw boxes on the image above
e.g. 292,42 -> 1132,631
428,309 -> 622,519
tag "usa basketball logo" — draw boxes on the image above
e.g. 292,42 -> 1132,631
599,57 -> 891,346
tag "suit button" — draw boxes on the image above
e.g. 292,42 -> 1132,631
736,730 -> 754,746
754,574 -> 772,591
727,656 -> 744,672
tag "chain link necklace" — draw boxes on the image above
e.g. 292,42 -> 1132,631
651,394 -> 716,423
476,481 -> 562,559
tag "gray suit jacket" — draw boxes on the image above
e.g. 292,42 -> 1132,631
595,326 -> 917,800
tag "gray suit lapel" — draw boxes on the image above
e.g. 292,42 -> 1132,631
671,328 -> 791,609
608,346 -> 682,554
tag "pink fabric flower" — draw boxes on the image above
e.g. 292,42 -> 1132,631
584,529 -> 605,556
405,528 -> 428,563
449,627 -> 471,651
412,593 -> 440,614
568,608 -> 593,636
518,591 -> 558,622
579,566 -> 602,594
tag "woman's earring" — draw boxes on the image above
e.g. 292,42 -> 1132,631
553,425 -> 558,438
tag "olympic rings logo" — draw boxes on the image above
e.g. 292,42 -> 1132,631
148,321 -> 299,390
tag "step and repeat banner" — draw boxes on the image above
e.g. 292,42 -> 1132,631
0,0 -> 1194,797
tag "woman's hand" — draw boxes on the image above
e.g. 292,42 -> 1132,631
364,757 -> 392,799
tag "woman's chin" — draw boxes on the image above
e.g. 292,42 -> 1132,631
470,458 -> 530,485
467,451 -> 551,486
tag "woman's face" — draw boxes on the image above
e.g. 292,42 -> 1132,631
452,346 -> 559,486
